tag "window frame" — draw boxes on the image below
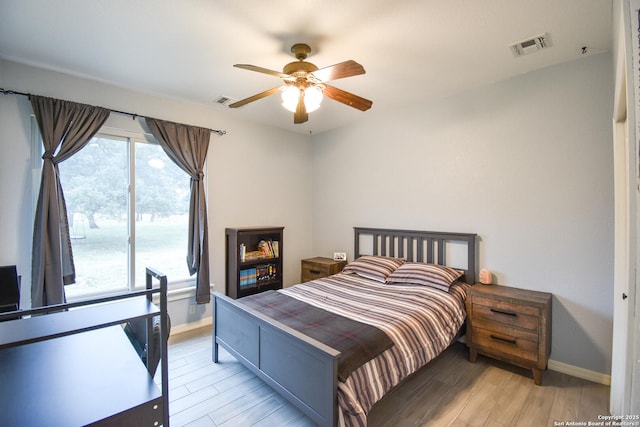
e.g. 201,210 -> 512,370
31,119 -> 196,301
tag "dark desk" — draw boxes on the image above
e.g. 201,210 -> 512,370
0,326 -> 163,426
0,269 -> 169,426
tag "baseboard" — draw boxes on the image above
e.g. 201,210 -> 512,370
548,359 -> 611,385
170,317 -> 212,336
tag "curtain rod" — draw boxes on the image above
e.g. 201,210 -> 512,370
0,88 -> 227,136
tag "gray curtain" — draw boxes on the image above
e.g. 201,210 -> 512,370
145,118 -> 211,304
30,96 -> 110,307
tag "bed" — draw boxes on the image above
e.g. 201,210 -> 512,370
212,227 -> 477,427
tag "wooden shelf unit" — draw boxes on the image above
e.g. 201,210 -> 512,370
226,226 -> 284,299
0,268 -> 169,426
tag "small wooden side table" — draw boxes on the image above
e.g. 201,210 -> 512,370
466,284 -> 552,385
301,257 -> 347,283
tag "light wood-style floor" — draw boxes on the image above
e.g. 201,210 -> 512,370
164,326 -> 610,427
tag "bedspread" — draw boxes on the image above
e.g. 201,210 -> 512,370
238,290 -> 394,381
280,273 -> 469,427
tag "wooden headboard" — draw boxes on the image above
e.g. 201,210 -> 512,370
354,227 -> 478,284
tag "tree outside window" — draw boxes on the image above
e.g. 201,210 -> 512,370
58,133 -> 191,299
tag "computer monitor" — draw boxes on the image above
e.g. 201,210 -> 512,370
0,265 -> 20,313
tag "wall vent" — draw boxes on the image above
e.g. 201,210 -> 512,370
509,33 -> 552,57
214,96 -> 237,106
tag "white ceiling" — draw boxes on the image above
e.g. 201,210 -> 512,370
0,0 -> 612,135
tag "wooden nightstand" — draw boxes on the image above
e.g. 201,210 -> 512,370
301,257 -> 347,283
466,284 -> 552,385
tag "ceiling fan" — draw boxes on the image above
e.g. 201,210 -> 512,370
229,43 -> 373,124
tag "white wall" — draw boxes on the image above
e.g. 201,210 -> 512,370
0,59 -> 313,326
0,53 -> 616,375
311,53 -> 615,375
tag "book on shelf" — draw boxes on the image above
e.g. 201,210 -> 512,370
257,239 -> 279,259
256,264 -> 277,282
239,268 -> 257,289
244,250 -> 266,261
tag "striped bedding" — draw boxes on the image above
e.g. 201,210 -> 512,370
280,272 -> 470,427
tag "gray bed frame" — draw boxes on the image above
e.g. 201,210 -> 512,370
212,227 -> 477,427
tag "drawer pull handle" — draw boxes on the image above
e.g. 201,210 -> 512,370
490,334 -> 517,345
490,308 -> 517,317
309,270 -> 321,274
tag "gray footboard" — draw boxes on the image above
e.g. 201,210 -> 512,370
212,291 -> 340,427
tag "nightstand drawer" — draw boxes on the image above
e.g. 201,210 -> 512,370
472,326 -> 538,362
471,319 -> 539,343
302,264 -> 330,282
301,257 -> 347,283
472,297 -> 540,331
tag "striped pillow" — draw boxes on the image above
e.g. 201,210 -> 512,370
385,262 -> 463,291
342,255 -> 405,283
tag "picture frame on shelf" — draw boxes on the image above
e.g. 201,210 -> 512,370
333,252 -> 347,261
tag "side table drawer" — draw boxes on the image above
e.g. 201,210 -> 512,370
472,298 -> 540,331
472,326 -> 538,362
301,264 -> 330,282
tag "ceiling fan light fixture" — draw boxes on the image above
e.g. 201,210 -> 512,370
281,86 -> 299,112
231,43 -> 371,123
281,85 -> 323,113
304,86 -> 323,112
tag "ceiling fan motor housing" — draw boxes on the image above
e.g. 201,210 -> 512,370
291,43 -> 312,60
283,60 -> 318,76
285,43 -> 319,79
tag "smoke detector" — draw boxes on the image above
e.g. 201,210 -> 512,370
509,33 -> 552,57
214,96 -> 237,106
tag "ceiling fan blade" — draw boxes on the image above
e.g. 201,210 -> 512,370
234,64 -> 290,79
294,92 -> 308,124
228,87 -> 282,108
323,84 -> 373,111
311,60 -> 365,82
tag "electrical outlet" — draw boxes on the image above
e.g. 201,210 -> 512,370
189,305 -> 196,315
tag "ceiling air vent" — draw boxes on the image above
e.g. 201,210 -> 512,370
510,33 -> 552,57
214,96 -> 237,106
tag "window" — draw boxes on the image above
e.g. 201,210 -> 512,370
56,129 -> 192,299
